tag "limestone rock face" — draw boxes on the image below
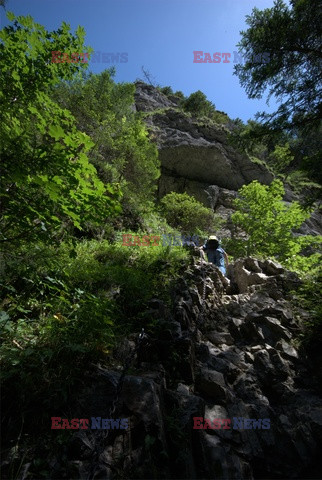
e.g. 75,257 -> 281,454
134,81 -> 177,112
55,257 -> 322,480
134,82 -> 273,196
135,82 -> 322,237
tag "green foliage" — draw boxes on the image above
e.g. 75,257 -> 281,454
158,86 -> 187,107
182,90 -> 216,118
268,143 -> 294,175
160,192 -> 217,235
181,90 -> 230,124
174,90 -> 185,100
287,171 -> 322,198
234,0 -> 321,133
0,244 -> 116,362
159,85 -> 174,96
0,14 -> 176,473
1,238 -> 190,374
231,0 -> 322,204
211,110 -> 230,125
0,238 -> 190,464
292,271 -> 322,349
52,70 -> 160,229
228,118 -> 321,206
228,118 -> 286,159
0,13 -> 121,244
290,124 -> 322,191
0,242 -> 118,478
0,238 -> 190,476
228,179 -> 322,271
249,156 -> 268,168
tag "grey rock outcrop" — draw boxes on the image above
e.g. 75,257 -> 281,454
134,81 -> 273,200
135,82 -> 322,238
55,257 -> 322,479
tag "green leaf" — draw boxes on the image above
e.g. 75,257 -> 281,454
0,311 -> 10,323
6,11 -> 15,21
48,124 -> 65,140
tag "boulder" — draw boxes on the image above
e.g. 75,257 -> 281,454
196,369 -> 228,401
229,258 -> 269,293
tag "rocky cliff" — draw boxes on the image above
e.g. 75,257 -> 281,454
134,81 -> 273,204
134,81 -> 322,237
51,255 -> 322,479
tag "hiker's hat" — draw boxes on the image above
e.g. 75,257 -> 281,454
208,235 -> 218,241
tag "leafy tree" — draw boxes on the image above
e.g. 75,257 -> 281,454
174,90 -> 185,100
183,90 -> 216,118
230,179 -> 321,270
268,142 -> 294,176
290,124 -> 322,188
228,118 -> 286,155
234,0 -> 322,133
52,70 -> 160,222
211,109 -> 230,125
0,13 -> 121,244
159,86 -> 173,96
160,192 -> 217,235
228,116 -> 322,203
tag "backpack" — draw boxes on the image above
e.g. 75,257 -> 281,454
214,248 -> 225,268
205,241 -> 224,268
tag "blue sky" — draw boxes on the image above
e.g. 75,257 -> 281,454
1,0 -> 284,121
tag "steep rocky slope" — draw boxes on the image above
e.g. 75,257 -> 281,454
134,81 -> 322,237
134,81 -> 273,204
50,255 -> 322,479
19,83 -> 321,480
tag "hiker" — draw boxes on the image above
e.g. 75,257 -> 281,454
200,235 -> 229,276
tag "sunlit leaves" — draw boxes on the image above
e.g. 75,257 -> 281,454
52,70 -> 160,209
231,179 -> 322,270
234,0 -> 322,132
0,13 -> 121,243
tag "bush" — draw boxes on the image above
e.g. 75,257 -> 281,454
0,237 -> 191,477
174,90 -> 185,100
159,86 -> 174,96
211,110 -> 230,125
228,179 -> 322,272
160,192 -> 217,235
182,90 -> 216,118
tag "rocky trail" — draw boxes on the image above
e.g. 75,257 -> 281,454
51,256 -> 322,480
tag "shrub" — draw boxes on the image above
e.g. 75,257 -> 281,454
182,90 -> 216,118
159,86 -> 174,96
174,90 -> 185,100
160,192 -> 217,235
228,179 -> 322,272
